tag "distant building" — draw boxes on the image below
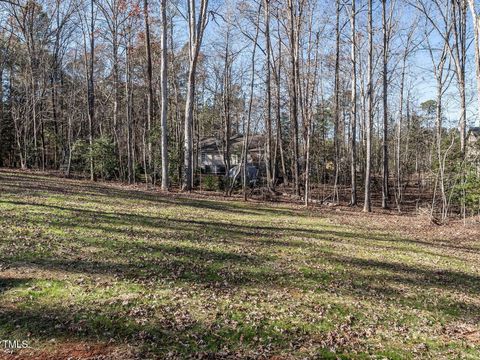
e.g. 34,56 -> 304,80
199,135 -> 265,175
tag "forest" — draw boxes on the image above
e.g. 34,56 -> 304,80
1,0 -> 480,358
0,0 -> 479,220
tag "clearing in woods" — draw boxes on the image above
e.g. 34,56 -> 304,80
0,170 -> 479,359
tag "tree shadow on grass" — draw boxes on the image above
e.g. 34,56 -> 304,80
3,197 -> 479,260
0,278 -> 30,294
2,171 -> 480,355
1,252 -> 480,359
0,294 -> 280,358
2,198 -> 480,296
3,172 -> 479,248
0,275 -> 328,359
323,252 -> 480,298
2,244 -> 480,323
0,172 -> 299,218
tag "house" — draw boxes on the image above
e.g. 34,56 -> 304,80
199,134 -> 265,175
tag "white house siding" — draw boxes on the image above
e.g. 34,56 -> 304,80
199,152 -> 246,174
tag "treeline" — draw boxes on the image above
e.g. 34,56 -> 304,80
0,0 -> 480,219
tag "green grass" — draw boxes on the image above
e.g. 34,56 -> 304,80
0,170 -> 479,359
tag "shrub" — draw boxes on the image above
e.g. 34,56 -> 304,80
71,139 -> 89,173
71,137 -> 118,180
203,175 -> 219,191
92,137 -> 118,180
453,167 -> 480,216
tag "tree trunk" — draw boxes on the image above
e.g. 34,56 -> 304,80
222,28 -> 231,194
468,0 -> 480,126
243,5 -> 261,201
452,0 -> 467,154
88,0 -> 95,181
143,0 -> 154,184
363,0 -> 373,213
126,33 -> 134,184
350,0 -> 357,206
288,0 -> 300,197
333,0 -> 341,204
264,0 -> 273,190
160,0 -> 169,191
183,0 -> 209,191
381,0 -> 389,209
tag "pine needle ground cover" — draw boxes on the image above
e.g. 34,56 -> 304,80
0,170 -> 479,359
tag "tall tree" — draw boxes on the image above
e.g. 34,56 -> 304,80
468,0 -> 480,125
183,0 -> 209,191
333,0 -> 341,204
381,0 -> 393,209
242,2 -> 261,201
125,22 -> 134,184
143,0 -> 154,183
350,0 -> 357,206
88,0 -> 95,181
264,0 -> 273,190
96,0 -> 129,178
160,0 -> 169,191
394,20 -> 417,207
287,0 -> 301,197
363,0 -> 373,212
452,0 -> 467,154
425,15 -> 452,221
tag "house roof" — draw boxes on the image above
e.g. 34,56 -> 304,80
200,134 -> 265,152
469,127 -> 480,135
200,137 -> 223,152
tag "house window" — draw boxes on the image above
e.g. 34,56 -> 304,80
201,152 -> 207,163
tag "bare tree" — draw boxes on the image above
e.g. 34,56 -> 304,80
349,0 -> 357,206
143,0 -> 154,184
468,0 -> 480,125
416,0 -> 467,153
303,12 -> 320,207
429,27 -> 451,220
95,0 -> 129,179
287,0 -> 302,197
124,22 -> 134,184
452,0 -> 467,154
394,22 -> 416,208
333,0 -> 341,204
87,0 -> 95,181
160,0 -> 169,191
363,0 -> 373,212
183,0 -> 209,191
242,2 -> 261,201
381,0 -> 395,209
264,0 -> 274,191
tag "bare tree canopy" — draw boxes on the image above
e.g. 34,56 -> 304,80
0,0 -> 479,218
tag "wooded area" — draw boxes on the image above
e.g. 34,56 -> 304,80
1,0 -> 480,221
2,1 -> 480,358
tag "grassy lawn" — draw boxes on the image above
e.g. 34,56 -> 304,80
0,170 -> 479,359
